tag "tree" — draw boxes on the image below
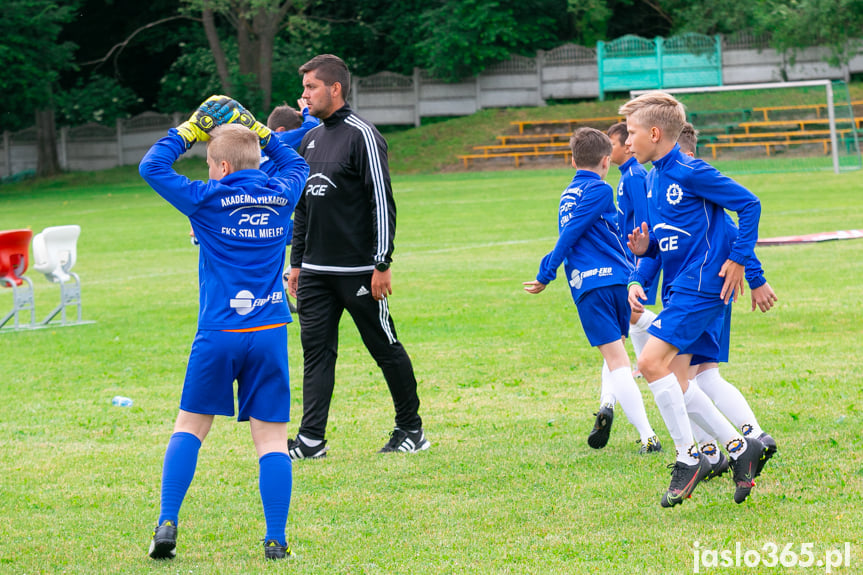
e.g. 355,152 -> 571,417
1,0 -> 78,176
414,0 -> 560,82
184,0 -> 309,110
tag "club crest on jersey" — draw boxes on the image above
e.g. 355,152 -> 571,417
666,183 -> 683,205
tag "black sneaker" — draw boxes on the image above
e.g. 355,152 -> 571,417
661,456 -> 711,508
755,432 -> 777,478
263,539 -> 293,560
287,436 -> 329,460
587,405 -> 614,449
730,436 -> 765,504
379,428 -> 431,453
637,435 -> 662,454
704,452 -> 730,481
148,520 -> 177,560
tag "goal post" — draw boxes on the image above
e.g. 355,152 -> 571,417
630,80 -> 861,175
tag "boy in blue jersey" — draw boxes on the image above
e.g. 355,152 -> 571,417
607,122 -> 659,374
620,92 -> 766,507
524,127 -> 660,454
673,124 -> 778,479
139,96 -> 309,560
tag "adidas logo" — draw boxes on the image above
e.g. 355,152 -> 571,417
651,319 -> 662,329
307,140 -> 316,149
356,285 -> 370,297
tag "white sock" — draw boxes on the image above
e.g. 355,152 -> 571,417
690,420 -> 720,465
599,361 -> 615,407
297,433 -> 322,447
629,309 -> 657,360
696,368 -> 764,438
608,366 -> 655,443
683,380 -> 747,460
648,374 -> 697,464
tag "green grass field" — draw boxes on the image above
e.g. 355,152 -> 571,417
1,164 -> 861,574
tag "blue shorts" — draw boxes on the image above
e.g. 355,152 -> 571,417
691,303 -> 732,365
181,327 -> 291,422
575,285 -> 630,347
647,290 -> 729,359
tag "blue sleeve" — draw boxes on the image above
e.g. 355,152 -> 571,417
262,136 -> 310,209
138,130 -> 208,216
628,173 -> 649,236
537,181 -> 609,284
684,162 -> 761,266
745,251 -> 766,289
630,254 -> 661,287
279,113 -> 320,151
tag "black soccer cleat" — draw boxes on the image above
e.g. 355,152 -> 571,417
661,456 -> 711,508
287,437 -> 329,460
637,435 -> 662,454
730,436 -> 765,504
379,428 -> 431,453
148,520 -> 177,560
754,432 -> 777,478
263,539 -> 293,560
587,405 -> 614,449
704,451 -> 731,482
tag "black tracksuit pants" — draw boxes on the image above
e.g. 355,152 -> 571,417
295,271 -> 422,440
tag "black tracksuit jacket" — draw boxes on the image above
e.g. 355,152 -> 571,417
291,105 -> 395,274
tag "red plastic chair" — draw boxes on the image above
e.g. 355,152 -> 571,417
0,229 -> 35,329
0,229 -> 32,286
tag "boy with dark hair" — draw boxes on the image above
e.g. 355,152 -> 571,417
620,92 -> 765,507
607,121 -> 659,373
524,127 -> 660,454
139,96 -> 309,560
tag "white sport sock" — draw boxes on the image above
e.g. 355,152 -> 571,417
629,309 -> 657,360
690,420 -> 720,465
696,367 -> 764,438
599,361 -> 615,407
608,366 -> 655,443
683,380 -> 748,460
648,374 -> 697,464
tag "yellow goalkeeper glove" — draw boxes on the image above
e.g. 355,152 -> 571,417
176,94 -> 235,149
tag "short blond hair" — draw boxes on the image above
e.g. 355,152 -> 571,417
677,122 -> 699,155
570,127 -> 612,169
618,91 -> 686,142
207,124 -> 261,171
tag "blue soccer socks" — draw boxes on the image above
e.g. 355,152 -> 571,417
157,432 -> 202,525
259,452 -> 293,546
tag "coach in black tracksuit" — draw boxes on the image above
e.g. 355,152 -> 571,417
286,54 -> 429,458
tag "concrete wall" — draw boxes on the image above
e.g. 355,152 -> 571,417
2,37 -> 861,176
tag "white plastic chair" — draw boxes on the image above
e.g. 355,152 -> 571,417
32,225 -> 84,325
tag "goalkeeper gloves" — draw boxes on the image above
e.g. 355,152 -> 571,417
228,102 -> 272,148
176,94 -> 235,149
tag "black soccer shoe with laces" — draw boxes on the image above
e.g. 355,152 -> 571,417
264,539 -> 293,560
730,436 -> 765,504
661,456 -> 711,508
637,435 -> 662,454
704,451 -> 731,482
148,520 -> 177,560
287,437 -> 329,460
587,405 -> 614,449
379,428 -> 431,453
754,432 -> 777,478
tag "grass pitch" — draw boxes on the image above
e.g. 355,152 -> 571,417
0,164 -> 861,574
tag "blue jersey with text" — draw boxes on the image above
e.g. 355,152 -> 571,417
139,130 -> 309,330
616,156 -> 649,263
639,145 -> 760,297
536,170 -> 632,303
